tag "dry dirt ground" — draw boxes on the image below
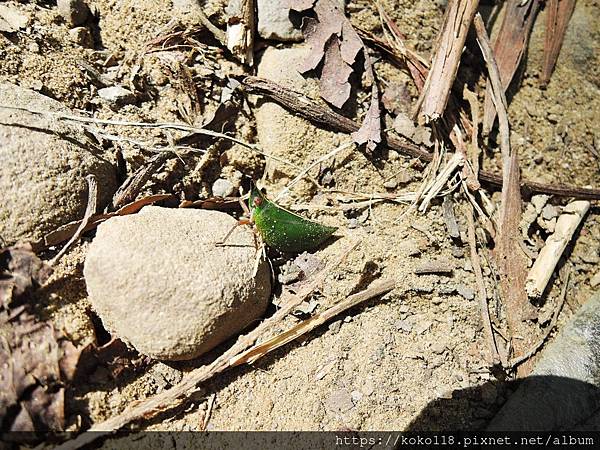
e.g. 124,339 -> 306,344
1,0 -> 599,439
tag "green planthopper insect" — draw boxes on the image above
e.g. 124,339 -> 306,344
249,186 -> 338,253
218,185 -> 338,254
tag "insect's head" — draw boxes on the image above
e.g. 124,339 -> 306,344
249,183 -> 266,211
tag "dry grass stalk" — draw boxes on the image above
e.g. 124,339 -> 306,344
525,200 -> 590,298
241,76 -> 600,201
474,13 -> 531,368
511,269 -> 571,368
229,279 -> 395,366
49,175 -> 98,266
541,0 -> 577,86
414,0 -> 479,123
482,0 -> 542,134
466,202 -> 502,366
226,0 -> 255,65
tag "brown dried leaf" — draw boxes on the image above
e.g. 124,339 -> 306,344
289,0 -> 381,149
0,244 -> 51,309
0,245 -> 82,433
351,82 -> 381,152
319,37 -> 353,108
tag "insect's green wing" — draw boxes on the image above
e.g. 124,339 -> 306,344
250,187 -> 337,253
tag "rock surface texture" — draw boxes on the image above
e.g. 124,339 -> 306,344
257,0 -> 303,42
84,206 -> 271,361
0,83 -> 116,245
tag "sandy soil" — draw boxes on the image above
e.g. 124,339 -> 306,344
1,0 -> 598,438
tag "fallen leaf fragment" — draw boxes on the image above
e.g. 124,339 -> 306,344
288,0 -> 381,150
0,244 -> 82,434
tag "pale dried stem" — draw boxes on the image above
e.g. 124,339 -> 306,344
525,201 -> 590,298
465,200 -> 501,366
414,0 -> 480,122
49,175 -> 97,266
0,104 -> 300,171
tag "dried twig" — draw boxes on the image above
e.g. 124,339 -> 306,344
226,0 -> 255,65
541,0 -> 576,86
0,104 -> 301,171
509,269 -> 571,369
230,279 -> 395,366
34,194 -> 173,252
465,201 -> 501,366
241,76 -> 600,200
476,13 -> 535,372
414,0 -> 479,122
110,154 -> 170,210
482,0 -> 542,134
49,175 -> 98,266
525,200 -> 590,298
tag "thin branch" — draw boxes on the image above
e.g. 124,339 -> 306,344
465,198 -> 501,366
0,104 -> 301,171
241,76 -> 600,201
49,175 -> 98,266
509,270 -> 571,369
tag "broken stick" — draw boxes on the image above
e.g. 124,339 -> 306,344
525,200 -> 590,298
414,0 -> 479,123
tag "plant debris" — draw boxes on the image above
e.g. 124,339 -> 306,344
288,0 -> 381,151
0,244 -> 80,434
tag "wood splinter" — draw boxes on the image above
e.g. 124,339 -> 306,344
525,200 -> 591,298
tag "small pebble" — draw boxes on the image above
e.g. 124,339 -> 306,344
451,246 -> 464,258
328,320 -> 342,334
395,319 -> 413,333
541,204 -> 559,220
350,390 -> 363,403
57,0 -> 90,26
431,342 -> 446,354
68,26 -> 93,47
456,284 -> 475,301
383,180 -> 398,190
414,320 -> 432,335
326,389 -> 354,413
211,178 -> 234,198
98,85 -> 135,105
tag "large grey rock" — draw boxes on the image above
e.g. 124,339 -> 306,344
84,206 -> 271,361
488,292 -> 600,431
0,83 -> 117,245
